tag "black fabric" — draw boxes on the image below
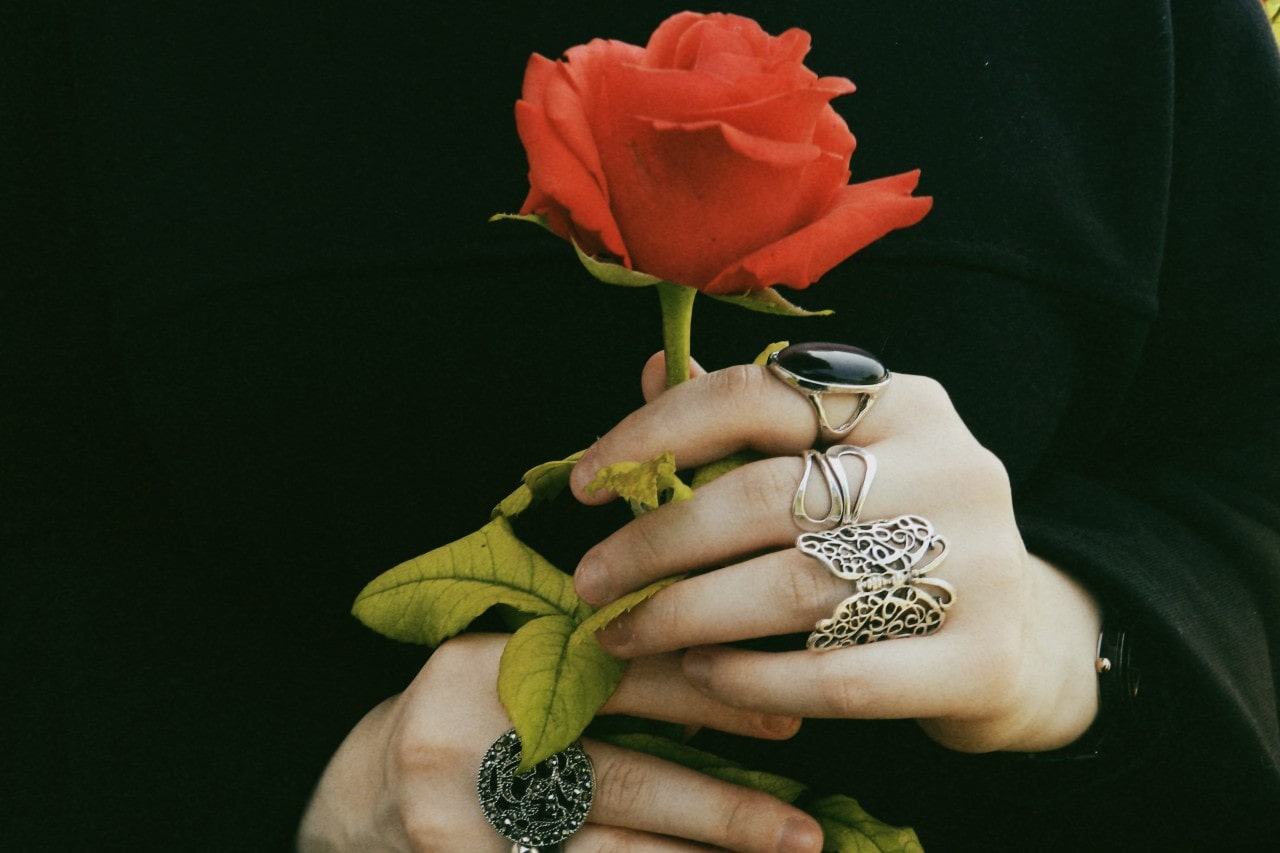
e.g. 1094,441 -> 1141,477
4,1 -> 1279,850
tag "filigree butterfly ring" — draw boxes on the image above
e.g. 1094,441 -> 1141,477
798,514 -> 956,650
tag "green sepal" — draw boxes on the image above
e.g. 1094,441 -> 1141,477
492,451 -> 585,519
492,211 -> 667,288
351,516 -> 589,645
490,211 -> 555,232
586,450 -> 693,514
710,286 -> 832,317
597,732 -> 808,804
572,242 -> 666,288
806,794 -> 924,853
499,614 -> 627,772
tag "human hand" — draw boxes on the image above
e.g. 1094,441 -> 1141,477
568,351 -> 1102,754
297,633 -> 824,852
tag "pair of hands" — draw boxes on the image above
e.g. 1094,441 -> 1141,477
298,355 -> 1101,851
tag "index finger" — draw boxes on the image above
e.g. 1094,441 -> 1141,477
569,363 -> 830,503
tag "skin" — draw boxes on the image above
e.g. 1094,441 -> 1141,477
297,634 -> 825,852
571,354 -> 1101,754
299,353 -> 1100,850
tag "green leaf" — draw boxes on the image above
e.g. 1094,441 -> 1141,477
499,614 -> 627,772
586,451 -> 694,514
754,341 -> 790,365
710,286 -> 832,317
574,575 -> 684,637
352,516 -> 589,645
597,732 -> 807,803
807,794 -> 924,853
491,451 -> 585,519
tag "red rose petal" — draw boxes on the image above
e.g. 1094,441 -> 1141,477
602,121 -> 846,286
703,170 -> 934,294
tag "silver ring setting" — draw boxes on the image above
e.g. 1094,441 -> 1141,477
793,444 -> 876,531
767,342 -> 890,445
800,514 -> 955,649
478,729 -> 594,849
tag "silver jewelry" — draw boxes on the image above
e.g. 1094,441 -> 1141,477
478,729 -> 594,849
792,444 -> 877,531
767,342 -> 890,445
511,844 -> 563,853
799,514 -> 955,649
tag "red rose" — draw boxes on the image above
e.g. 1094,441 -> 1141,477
515,11 -> 932,295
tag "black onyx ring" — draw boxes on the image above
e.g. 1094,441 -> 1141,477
478,729 -> 594,850
767,342 -> 890,445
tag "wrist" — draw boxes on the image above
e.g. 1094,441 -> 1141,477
1009,554 -> 1103,751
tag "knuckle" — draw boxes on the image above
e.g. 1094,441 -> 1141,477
720,788 -> 793,848
400,810 -> 447,851
817,657 -> 874,715
595,754 -> 653,816
910,374 -> 955,418
966,444 -> 1012,501
782,555 -> 836,620
707,362 -> 767,400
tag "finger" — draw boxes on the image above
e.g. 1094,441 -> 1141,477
641,351 -> 708,403
602,653 -> 801,740
571,364 -> 819,503
680,642 -> 983,722
570,823 -> 718,851
593,550 -> 845,658
576,446 -> 896,606
572,367 -> 949,505
582,739 -> 825,853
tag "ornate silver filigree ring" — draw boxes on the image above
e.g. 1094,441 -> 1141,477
799,514 -> 956,649
478,729 -> 594,850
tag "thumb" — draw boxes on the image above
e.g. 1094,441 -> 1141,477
641,351 -> 708,402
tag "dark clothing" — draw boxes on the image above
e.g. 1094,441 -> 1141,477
4,1 -> 1278,850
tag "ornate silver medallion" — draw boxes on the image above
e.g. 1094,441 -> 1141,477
477,729 -> 594,848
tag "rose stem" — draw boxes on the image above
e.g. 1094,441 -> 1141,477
656,281 -> 697,389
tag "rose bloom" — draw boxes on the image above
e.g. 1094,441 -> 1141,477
515,11 -> 932,295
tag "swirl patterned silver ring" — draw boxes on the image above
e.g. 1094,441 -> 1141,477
792,444 -> 876,531
478,729 -> 594,849
799,514 -> 956,649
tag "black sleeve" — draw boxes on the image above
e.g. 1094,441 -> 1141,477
4,2 -> 1277,852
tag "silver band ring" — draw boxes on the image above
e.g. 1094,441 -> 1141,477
478,729 -> 594,848
767,342 -> 890,445
792,444 -> 876,531
512,845 -> 564,853
799,514 -> 956,649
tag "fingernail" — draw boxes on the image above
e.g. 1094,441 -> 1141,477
595,614 -> 633,652
683,648 -> 711,689
758,714 -> 800,738
574,559 -> 610,606
776,817 -> 824,853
